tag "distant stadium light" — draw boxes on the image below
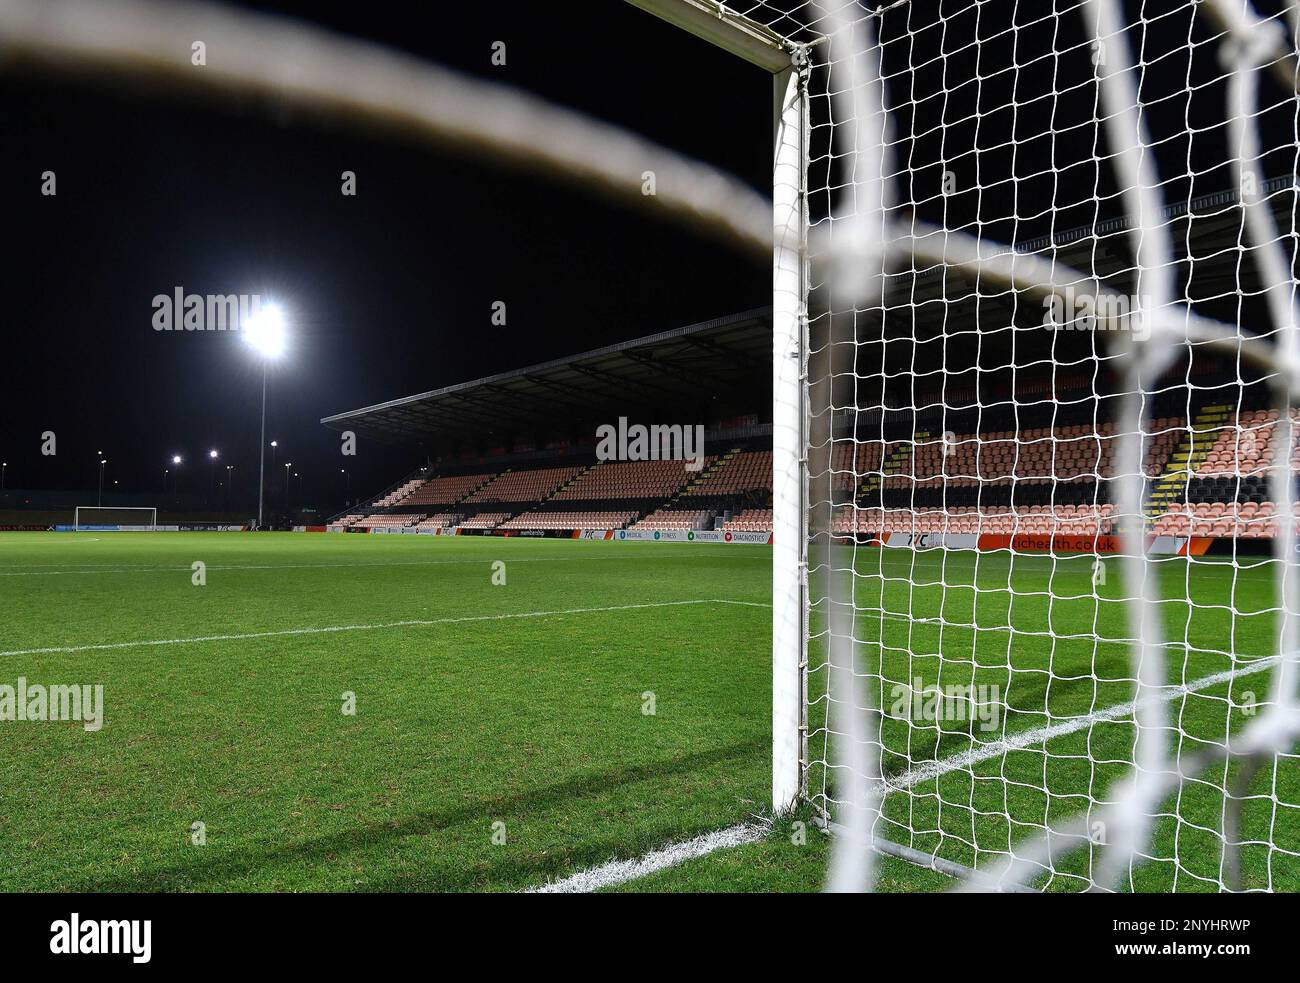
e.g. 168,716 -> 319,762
209,449 -> 218,459
172,455 -> 182,465
243,303 -> 288,530
242,302 -> 286,359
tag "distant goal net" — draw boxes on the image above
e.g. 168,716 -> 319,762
74,507 -> 158,531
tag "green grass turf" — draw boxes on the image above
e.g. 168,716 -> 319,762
0,532 -> 1295,892
0,532 -> 775,892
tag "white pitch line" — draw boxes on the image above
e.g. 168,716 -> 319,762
882,655 -> 1284,792
527,654 -> 1287,893
0,598 -> 765,657
525,823 -> 765,893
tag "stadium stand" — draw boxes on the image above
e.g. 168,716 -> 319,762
830,504 -> 1117,536
459,512 -> 512,530
359,513 -> 423,528
327,399 -> 1300,543
681,450 -> 771,496
722,508 -> 773,532
551,460 -> 710,501
375,478 -> 427,508
404,473 -> 495,507
414,513 -> 459,530
1150,501 -> 1298,539
466,466 -> 586,503
630,508 -> 711,531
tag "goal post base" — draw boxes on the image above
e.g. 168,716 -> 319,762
813,813 -> 1041,894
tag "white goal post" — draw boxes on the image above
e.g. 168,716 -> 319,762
74,506 -> 158,531
629,0 -> 807,817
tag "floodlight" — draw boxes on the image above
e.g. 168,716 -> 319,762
243,303 -> 287,359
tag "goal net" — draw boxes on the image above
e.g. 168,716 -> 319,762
770,0 -> 1298,893
74,507 -> 158,531
641,0 -> 1300,892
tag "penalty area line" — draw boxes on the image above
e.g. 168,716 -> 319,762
0,599 -> 764,657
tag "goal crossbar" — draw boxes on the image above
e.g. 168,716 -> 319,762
624,0 -> 793,72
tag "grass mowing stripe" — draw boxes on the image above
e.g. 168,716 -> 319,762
0,599 -> 757,657
524,823 -> 765,893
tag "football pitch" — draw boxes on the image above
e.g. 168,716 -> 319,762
0,532 -> 1295,892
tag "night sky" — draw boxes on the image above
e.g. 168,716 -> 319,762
0,1 -> 772,513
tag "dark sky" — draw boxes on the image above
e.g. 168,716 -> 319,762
0,1 -> 772,512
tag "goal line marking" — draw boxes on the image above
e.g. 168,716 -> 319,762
524,823 -> 766,893
0,599 -> 764,658
527,654 -> 1284,892
878,654 -> 1285,792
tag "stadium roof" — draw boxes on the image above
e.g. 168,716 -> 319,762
320,308 -> 772,445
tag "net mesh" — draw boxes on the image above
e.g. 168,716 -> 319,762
790,0 -> 1300,891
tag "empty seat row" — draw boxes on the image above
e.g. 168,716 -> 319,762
630,509 -> 711,531
466,466 -> 585,503
498,511 -> 638,531
722,508 -> 773,532
551,461 -> 711,501
683,451 -> 772,496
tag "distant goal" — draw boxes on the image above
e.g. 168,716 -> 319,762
73,507 -> 158,531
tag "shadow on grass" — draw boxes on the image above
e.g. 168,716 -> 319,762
68,737 -> 767,892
